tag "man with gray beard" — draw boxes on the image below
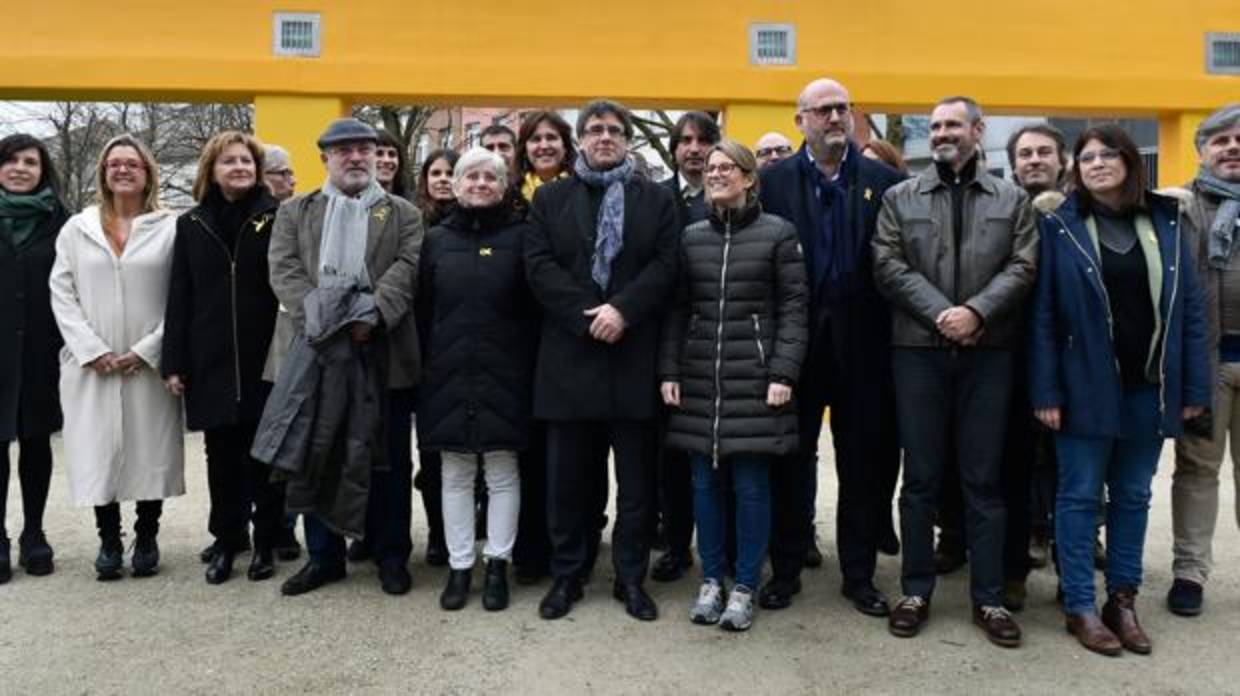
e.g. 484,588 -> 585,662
873,96 -> 1037,647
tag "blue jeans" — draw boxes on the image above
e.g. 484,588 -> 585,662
1055,384 -> 1163,615
691,453 -> 770,590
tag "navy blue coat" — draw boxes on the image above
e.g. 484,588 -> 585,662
1028,192 -> 1211,437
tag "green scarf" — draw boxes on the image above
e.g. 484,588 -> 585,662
0,187 -> 58,248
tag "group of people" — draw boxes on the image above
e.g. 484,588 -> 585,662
1,76 -> 1238,653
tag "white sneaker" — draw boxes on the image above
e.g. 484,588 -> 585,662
720,585 -> 755,632
689,579 -> 725,625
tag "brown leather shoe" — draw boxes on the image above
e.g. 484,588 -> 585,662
888,596 -> 929,638
1065,612 -> 1122,657
974,605 -> 1021,648
1102,590 -> 1152,655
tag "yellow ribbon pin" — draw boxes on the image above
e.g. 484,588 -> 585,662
372,206 -> 389,223
253,216 -> 270,233
480,247 -> 493,257
864,188 -> 873,201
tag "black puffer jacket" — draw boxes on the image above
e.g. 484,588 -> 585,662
163,185 -> 280,430
416,203 -> 539,453
659,203 -> 809,460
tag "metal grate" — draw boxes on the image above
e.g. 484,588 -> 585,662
750,23 -> 795,66
1206,32 -> 1240,74
273,13 -> 321,57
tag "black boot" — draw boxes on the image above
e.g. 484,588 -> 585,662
483,559 -> 509,611
18,529 -> 54,576
95,537 -> 124,581
440,568 -> 472,611
131,534 -> 160,578
248,548 -> 275,581
205,549 -> 234,584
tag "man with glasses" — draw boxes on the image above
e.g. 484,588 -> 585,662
265,118 -> 424,597
525,99 -> 679,622
873,96 -> 1036,647
757,78 -> 905,618
755,132 -> 794,169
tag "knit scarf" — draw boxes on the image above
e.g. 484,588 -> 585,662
0,187 -> 57,248
1201,167 -> 1240,270
797,142 -> 857,296
574,155 -> 634,291
319,178 -> 386,290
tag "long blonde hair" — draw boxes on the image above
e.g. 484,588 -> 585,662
95,133 -> 161,220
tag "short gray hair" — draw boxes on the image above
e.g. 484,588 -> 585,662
935,95 -> 983,123
1196,103 -> 1240,152
453,146 -> 508,188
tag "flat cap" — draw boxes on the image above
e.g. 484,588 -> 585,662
317,118 -> 379,149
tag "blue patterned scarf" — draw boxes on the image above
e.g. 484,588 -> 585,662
797,142 -> 858,297
574,155 -> 635,291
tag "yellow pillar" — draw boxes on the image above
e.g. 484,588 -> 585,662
254,95 -> 349,190
1158,111 -> 1208,189
722,102 -> 799,152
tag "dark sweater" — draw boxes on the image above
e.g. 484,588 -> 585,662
1096,208 -> 1156,387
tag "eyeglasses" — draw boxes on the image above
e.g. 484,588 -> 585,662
105,159 -> 144,172
800,102 -> 851,119
266,169 -> 294,179
583,124 -> 626,139
704,162 -> 741,176
756,145 -> 793,158
1077,148 -> 1121,165
327,144 -> 375,157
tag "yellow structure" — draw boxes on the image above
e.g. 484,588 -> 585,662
2,1 -> 1237,185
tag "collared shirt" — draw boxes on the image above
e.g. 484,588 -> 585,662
806,145 -> 848,185
678,172 -> 703,201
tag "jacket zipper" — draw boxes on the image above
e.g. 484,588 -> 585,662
1157,213 -> 1181,428
1047,210 -> 1119,375
711,220 -> 733,467
752,314 -> 766,366
192,212 -> 264,405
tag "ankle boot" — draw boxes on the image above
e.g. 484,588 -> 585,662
131,533 -> 160,578
18,529 -> 55,576
440,568 -> 472,611
95,537 -> 124,581
205,549 -> 234,585
483,559 -> 510,611
248,548 -> 275,581
1102,589 -> 1151,655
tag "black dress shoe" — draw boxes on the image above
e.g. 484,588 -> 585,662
95,539 -> 124,582
842,582 -> 891,617
18,530 -> 55,576
201,538 -> 251,564
483,559 -> 509,611
650,550 -> 693,583
758,577 -> 802,610
205,550 -> 235,585
440,568 -> 472,610
131,534 -> 160,578
280,561 -> 346,596
539,577 -> 583,620
380,560 -> 412,596
346,539 -> 372,563
247,549 -> 275,582
1167,578 -> 1203,617
424,542 -> 448,568
613,580 -> 658,621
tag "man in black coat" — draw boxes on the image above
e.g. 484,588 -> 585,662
757,78 -> 905,617
525,99 -> 679,622
651,111 -> 719,583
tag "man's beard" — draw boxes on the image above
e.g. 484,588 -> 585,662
931,143 -> 960,163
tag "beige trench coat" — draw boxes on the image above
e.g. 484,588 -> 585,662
49,206 -> 185,507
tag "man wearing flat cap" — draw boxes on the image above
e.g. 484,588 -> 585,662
262,117 -> 424,596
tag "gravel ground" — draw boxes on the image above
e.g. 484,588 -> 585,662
1,432 -> 1238,695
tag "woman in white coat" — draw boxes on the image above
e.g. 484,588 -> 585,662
49,134 -> 184,581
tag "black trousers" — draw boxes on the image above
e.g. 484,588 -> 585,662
769,354 -> 828,583
893,348 -> 1011,608
0,436 -> 53,538
365,388 -> 414,564
95,500 -> 163,541
205,422 -> 285,551
657,424 -> 694,556
546,420 -> 656,585
414,449 -> 446,554
1002,374 -> 1037,583
514,420 -> 551,574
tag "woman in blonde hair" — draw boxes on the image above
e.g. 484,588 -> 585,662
49,134 -> 183,581
163,131 -> 283,585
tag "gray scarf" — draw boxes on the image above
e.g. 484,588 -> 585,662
1200,167 -> 1240,270
574,155 -> 635,291
319,178 -> 386,289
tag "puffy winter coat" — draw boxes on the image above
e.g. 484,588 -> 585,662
416,204 -> 539,453
658,204 -> 809,460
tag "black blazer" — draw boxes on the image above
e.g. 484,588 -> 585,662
525,175 -> 679,421
660,174 -> 707,231
163,187 -> 280,430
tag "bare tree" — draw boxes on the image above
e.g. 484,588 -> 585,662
353,104 -> 435,193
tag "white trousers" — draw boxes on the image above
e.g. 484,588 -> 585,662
441,450 -> 520,570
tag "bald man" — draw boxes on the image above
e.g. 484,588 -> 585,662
754,132 -> 794,168
757,78 -> 905,617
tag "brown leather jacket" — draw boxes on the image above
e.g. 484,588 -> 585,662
872,163 -> 1038,348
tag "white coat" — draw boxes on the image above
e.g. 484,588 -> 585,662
49,206 -> 185,507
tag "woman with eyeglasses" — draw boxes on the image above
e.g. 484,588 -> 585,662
659,140 -> 808,632
1029,124 -> 1209,656
0,134 -> 69,583
50,134 -> 184,580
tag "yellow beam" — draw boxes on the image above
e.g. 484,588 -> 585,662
253,95 -> 347,190
1158,111 -> 1208,189
723,103 -> 798,153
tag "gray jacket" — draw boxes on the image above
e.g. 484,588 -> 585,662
1181,181 -> 1225,379
265,189 -> 423,387
872,163 -> 1038,348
